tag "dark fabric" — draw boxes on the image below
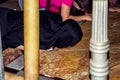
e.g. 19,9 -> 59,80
0,0 -> 8,4
0,7 -> 24,50
54,19 -> 83,48
0,7 -> 83,50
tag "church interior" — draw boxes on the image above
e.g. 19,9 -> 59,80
0,0 -> 120,80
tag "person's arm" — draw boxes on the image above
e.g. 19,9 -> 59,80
109,7 -> 120,12
61,4 -> 70,21
69,14 -> 92,21
61,3 -> 92,22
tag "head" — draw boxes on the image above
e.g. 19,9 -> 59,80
75,0 -> 92,13
70,0 -> 92,16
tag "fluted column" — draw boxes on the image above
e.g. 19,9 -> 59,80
0,28 -> 4,80
24,0 -> 39,80
90,0 -> 109,80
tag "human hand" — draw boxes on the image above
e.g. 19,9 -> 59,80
109,7 -> 120,12
84,15 -> 92,21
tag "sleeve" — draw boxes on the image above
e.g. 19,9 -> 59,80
62,0 -> 74,7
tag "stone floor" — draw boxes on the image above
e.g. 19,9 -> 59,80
1,0 -> 120,80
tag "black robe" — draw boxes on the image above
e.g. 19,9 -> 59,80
0,7 -> 83,50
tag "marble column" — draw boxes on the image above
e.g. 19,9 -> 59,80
90,0 -> 109,80
24,0 -> 39,80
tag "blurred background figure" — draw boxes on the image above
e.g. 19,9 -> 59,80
109,0 -> 120,12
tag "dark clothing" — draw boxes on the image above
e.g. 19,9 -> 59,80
0,0 -> 8,4
0,7 -> 83,50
